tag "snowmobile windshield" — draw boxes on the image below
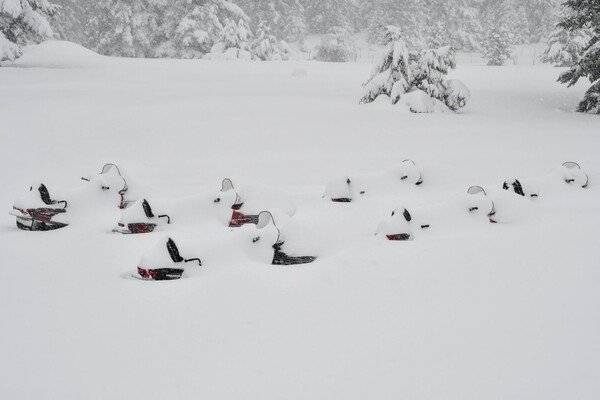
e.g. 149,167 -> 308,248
100,163 -> 127,192
257,211 -> 282,243
562,162 -> 581,170
467,186 -> 486,196
221,178 -> 234,192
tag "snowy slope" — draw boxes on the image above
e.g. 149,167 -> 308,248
0,41 -> 599,400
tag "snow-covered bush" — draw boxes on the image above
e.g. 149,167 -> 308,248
0,0 -> 57,63
540,27 -> 591,67
359,26 -> 470,113
314,26 -> 352,62
205,18 -> 252,61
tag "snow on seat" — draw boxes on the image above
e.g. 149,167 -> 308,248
323,159 -> 424,202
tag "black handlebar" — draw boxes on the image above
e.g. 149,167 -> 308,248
158,214 -> 171,224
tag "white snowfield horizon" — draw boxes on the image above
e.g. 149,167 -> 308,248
1,41 -> 599,400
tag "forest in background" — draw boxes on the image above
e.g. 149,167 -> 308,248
48,0 -> 560,59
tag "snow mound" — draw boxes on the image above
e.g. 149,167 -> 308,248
9,40 -> 103,69
399,90 -> 448,113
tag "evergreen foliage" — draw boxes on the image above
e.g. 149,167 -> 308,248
540,26 -> 590,67
1,0 -> 57,62
557,0 -> 600,114
360,26 -> 470,112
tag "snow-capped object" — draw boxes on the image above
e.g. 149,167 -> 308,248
445,80 -> 471,111
113,198 -> 171,234
135,237 -> 202,281
256,211 -> 316,265
9,41 -> 102,69
376,187 -> 498,240
398,90 -> 447,114
10,183 -> 69,231
81,163 -> 135,209
324,159 -> 423,202
502,162 -> 589,198
215,178 -> 296,227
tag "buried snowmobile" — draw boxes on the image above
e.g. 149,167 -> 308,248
324,159 -> 424,203
255,211 -> 316,265
502,161 -> 589,198
214,178 -> 296,228
113,198 -> 171,234
135,238 -> 202,280
81,163 -> 135,209
10,183 -> 69,231
215,178 -> 259,227
132,211 -> 315,280
376,186 -> 497,240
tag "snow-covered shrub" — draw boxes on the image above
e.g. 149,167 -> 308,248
0,0 -> 57,63
359,26 -> 470,113
314,26 -> 352,62
540,27 -> 591,67
274,40 -> 295,61
205,18 -> 252,61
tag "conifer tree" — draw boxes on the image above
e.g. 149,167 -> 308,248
540,26 -> 590,67
1,0 -> 58,62
173,0 -> 248,58
360,26 -> 470,112
282,0 -> 306,42
557,0 -> 600,114
251,20 -> 277,60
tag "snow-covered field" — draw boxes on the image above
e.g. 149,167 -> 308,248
1,41 -> 599,399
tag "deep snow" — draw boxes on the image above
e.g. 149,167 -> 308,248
0,41 -> 599,400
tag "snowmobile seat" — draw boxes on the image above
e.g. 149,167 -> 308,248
166,238 -> 201,266
38,184 -> 67,208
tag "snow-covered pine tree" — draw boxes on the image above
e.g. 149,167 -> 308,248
540,26 -> 590,67
314,25 -> 353,62
366,0 -> 425,48
94,0 -> 163,57
503,0 -> 530,45
282,0 -> 306,42
173,0 -> 249,58
251,20 -> 277,60
0,0 -> 57,62
50,0 -> 86,43
425,0 -> 481,51
360,26 -> 470,112
557,0 -> 600,114
305,0 -> 354,35
237,0 -> 285,38
207,17 -> 251,60
480,2 -> 514,66
526,0 -> 560,43
481,24 -> 512,65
